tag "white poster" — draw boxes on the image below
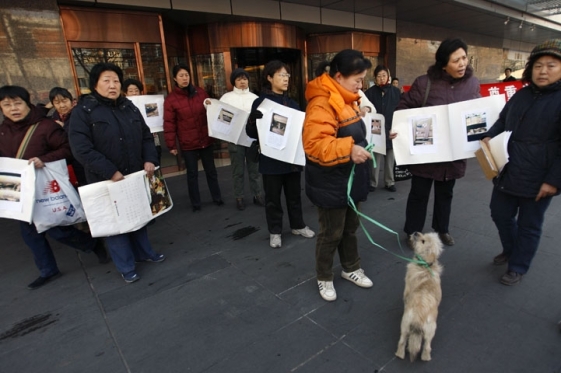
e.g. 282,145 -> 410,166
128,95 -> 165,133
79,169 -> 173,237
0,158 -> 35,223
256,99 -> 305,166
206,99 -> 253,147
366,113 -> 386,155
392,95 -> 506,165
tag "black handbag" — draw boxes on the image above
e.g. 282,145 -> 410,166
247,140 -> 260,162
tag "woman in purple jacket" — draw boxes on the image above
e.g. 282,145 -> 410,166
397,38 -> 480,248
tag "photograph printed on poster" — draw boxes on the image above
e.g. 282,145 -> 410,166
371,119 -> 382,135
270,113 -> 288,136
0,172 -> 22,202
464,110 -> 488,142
218,108 -> 234,125
412,117 -> 434,146
145,103 -> 159,118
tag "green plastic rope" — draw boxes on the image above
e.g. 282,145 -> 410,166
346,143 -> 434,275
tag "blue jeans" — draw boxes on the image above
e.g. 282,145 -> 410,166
490,187 -> 552,274
182,145 -> 222,207
19,222 -> 97,277
104,226 -> 158,275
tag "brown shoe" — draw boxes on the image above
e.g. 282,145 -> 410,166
236,198 -> 245,211
438,232 -> 455,246
500,271 -> 523,286
493,253 -> 509,265
253,195 -> 265,207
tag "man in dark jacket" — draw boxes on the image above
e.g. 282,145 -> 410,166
0,85 -> 108,290
483,39 -> 561,285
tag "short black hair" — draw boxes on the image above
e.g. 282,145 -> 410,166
374,65 -> 390,78
0,85 -> 31,106
89,63 -> 123,92
262,60 -> 290,90
49,87 -> 73,103
392,77 -> 399,82
504,68 -> 512,73
428,38 -> 469,79
122,79 -> 144,93
327,49 -> 372,78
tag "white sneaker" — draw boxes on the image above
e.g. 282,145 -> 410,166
270,234 -> 282,248
341,268 -> 373,288
292,226 -> 315,238
318,280 -> 337,301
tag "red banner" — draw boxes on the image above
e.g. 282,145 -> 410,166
402,80 -> 526,101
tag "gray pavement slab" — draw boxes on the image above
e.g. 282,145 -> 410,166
1,158 -> 561,373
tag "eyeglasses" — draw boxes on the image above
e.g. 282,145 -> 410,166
277,73 -> 291,78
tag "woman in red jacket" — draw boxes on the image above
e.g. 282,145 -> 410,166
164,63 -> 223,212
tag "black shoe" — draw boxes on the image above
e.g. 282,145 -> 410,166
500,271 -> 523,286
214,199 -> 224,206
192,205 -> 201,212
438,232 -> 455,246
253,195 -> 265,207
92,239 -> 110,264
236,198 -> 246,210
28,272 -> 61,290
368,186 -> 376,192
385,185 -> 397,192
493,253 -> 509,265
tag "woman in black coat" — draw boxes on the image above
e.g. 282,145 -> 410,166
69,63 -> 164,284
483,39 -> 561,286
246,60 -> 314,249
364,65 -> 401,192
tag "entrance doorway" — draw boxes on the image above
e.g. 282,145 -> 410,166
231,47 -> 304,107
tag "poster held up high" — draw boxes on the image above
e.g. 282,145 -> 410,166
128,95 -> 165,133
206,99 -> 254,147
255,99 -> 305,166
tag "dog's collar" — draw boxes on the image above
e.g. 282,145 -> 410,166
415,254 -> 435,276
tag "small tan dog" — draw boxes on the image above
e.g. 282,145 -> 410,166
395,232 -> 443,362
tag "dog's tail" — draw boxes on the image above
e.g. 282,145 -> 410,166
407,324 -> 423,362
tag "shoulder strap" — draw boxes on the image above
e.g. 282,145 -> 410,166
16,122 -> 40,159
421,79 -> 432,107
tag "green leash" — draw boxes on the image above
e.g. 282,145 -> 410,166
346,144 -> 434,275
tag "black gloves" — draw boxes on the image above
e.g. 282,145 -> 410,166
248,110 -> 263,122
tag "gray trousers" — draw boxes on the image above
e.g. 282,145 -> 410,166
370,149 -> 395,188
228,143 -> 262,199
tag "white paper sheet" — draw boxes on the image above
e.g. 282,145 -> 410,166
255,99 -> 306,166
0,158 -> 35,223
128,95 -> 165,133
488,131 -> 511,171
392,95 -> 506,165
366,113 -> 386,155
79,169 -> 173,237
106,172 -> 153,234
206,99 -> 252,146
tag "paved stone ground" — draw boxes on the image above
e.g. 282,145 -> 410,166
1,158 -> 560,373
